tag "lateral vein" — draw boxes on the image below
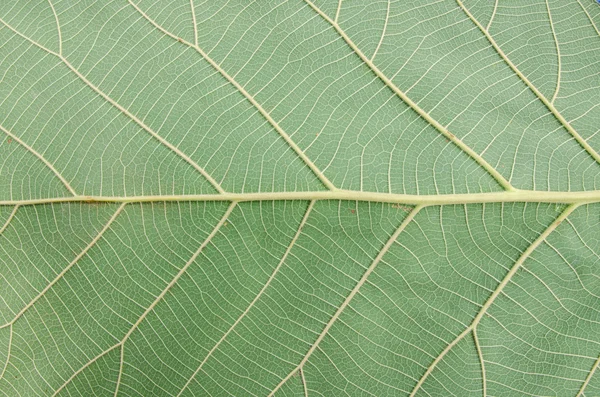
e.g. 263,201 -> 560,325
0,203 -> 126,329
177,200 -> 316,396
409,203 -> 579,396
59,57 -> 225,194
456,0 -> 600,168
121,202 -> 236,344
0,17 -> 225,195
269,205 -> 423,396
127,0 -> 337,191
47,0 -> 62,55
0,205 -> 19,235
52,203 -> 236,396
51,343 -> 121,397
0,124 -> 77,196
303,0 -> 514,192
0,325 -> 12,381
473,328 -> 487,397
577,353 -> 600,397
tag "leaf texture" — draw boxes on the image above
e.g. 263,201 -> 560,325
1,1 -> 600,396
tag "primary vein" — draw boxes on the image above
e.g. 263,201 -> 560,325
2,190 -> 600,207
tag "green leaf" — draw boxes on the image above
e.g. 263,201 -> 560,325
1,1 -> 599,396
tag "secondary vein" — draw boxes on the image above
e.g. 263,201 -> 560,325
269,205 -> 423,396
456,0 -> 600,168
0,17 -> 225,195
303,0 -> 514,192
127,0 -> 337,192
409,203 -> 579,396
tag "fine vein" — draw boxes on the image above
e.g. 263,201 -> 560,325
177,200 -> 316,396
487,0 -> 499,31
575,0 -> 600,37
544,0 -> 561,104
335,0 -> 343,23
269,205 -> 423,396
190,0 -> 198,46
409,203 -> 579,396
0,325 -> 11,381
303,0 -> 514,192
371,0 -> 390,61
0,124 -> 77,196
473,327 -> 487,397
301,368 -> 309,397
456,0 -> 600,167
47,0 -> 62,55
127,0 -> 337,191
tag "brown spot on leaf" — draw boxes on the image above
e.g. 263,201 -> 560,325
391,204 -> 412,212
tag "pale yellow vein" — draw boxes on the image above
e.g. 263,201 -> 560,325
456,0 -> 600,168
335,0 -> 343,23
303,0 -> 514,192
371,0 -> 390,62
577,353 -> 600,397
0,124 -> 77,196
269,205 -> 423,396
575,0 -> 600,37
111,202 -> 236,396
0,325 -> 12,381
52,203 -> 235,396
2,189 -> 600,208
46,0 -> 62,55
0,17 -> 225,194
190,0 -> 198,46
0,203 -> 126,329
487,0 -> 499,31
544,0 -> 561,104
177,200 -> 316,396
51,344 -> 121,397
0,205 -> 19,235
301,367 -> 309,397
127,0 -> 337,191
473,327 -> 487,396
409,203 -> 579,396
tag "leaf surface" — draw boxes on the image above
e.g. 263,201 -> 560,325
1,1 -> 600,396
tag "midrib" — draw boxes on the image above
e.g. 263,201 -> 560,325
2,189 -> 600,206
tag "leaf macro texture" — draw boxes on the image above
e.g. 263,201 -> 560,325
1,0 -> 600,396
